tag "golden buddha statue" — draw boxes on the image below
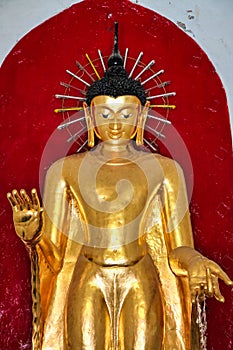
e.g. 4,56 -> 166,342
7,24 -> 232,350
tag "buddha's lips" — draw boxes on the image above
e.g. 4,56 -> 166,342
108,131 -> 122,139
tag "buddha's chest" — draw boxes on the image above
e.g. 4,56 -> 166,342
81,162 -> 146,208
72,160 -> 162,226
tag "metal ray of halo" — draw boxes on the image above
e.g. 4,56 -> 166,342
66,69 -> 90,87
157,81 -> 171,88
54,107 -> 84,113
55,94 -> 85,101
57,116 -> 85,130
134,60 -> 155,80
128,51 -> 143,78
85,53 -> 101,79
98,49 -> 106,72
123,48 -> 128,68
141,69 -> 164,85
147,114 -> 172,124
146,124 -> 166,139
149,105 -> 176,110
147,92 -> 176,100
145,81 -> 171,92
67,126 -> 87,143
143,138 -> 159,152
76,61 -> 95,82
60,82 -> 86,95
76,139 -> 88,153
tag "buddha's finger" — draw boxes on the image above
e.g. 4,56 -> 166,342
20,189 -> 32,209
7,192 -> 20,211
31,189 -> 40,210
212,275 -> 225,303
216,267 -> 233,286
206,268 -> 214,297
200,282 -> 207,292
12,189 -> 24,210
204,284 -> 208,293
206,261 -> 233,286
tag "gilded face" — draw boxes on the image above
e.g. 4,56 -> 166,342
90,95 -> 142,143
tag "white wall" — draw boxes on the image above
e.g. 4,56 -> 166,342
0,0 -> 232,133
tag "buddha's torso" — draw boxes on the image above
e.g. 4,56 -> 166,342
61,145 -> 165,266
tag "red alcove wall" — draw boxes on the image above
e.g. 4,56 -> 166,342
0,0 -> 232,349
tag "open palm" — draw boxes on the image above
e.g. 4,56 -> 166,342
7,189 -> 43,243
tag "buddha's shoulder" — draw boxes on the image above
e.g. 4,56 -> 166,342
152,154 -> 184,180
141,151 -> 182,170
46,152 -> 88,175
153,153 -> 180,166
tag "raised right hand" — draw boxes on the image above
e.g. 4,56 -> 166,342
7,189 -> 43,244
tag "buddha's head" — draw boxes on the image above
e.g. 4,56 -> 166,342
83,23 -> 149,147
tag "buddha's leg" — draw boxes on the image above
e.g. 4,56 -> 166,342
65,255 -> 111,350
119,255 -> 163,350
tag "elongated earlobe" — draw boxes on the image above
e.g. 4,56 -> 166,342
83,102 -> 95,148
136,101 -> 150,146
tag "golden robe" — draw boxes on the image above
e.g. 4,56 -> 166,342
36,152 -> 199,350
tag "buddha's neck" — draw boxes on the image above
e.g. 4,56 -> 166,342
96,140 -> 136,160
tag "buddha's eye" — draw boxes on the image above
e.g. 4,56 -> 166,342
121,113 -> 132,119
100,113 -> 111,119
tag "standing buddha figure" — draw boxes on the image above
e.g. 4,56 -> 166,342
7,24 -> 232,350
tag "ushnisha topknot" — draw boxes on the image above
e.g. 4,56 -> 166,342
86,66 -> 147,106
86,22 -> 147,106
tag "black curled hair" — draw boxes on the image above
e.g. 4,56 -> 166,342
86,65 -> 147,106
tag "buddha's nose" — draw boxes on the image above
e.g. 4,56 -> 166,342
109,117 -> 121,130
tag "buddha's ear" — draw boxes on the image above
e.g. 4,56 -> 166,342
142,101 -> 150,118
83,102 -> 95,148
83,102 -> 90,118
136,101 -> 150,146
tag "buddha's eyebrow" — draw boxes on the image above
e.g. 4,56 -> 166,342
119,105 -> 139,112
96,106 -> 112,112
120,105 -> 138,110
113,104 -> 139,112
